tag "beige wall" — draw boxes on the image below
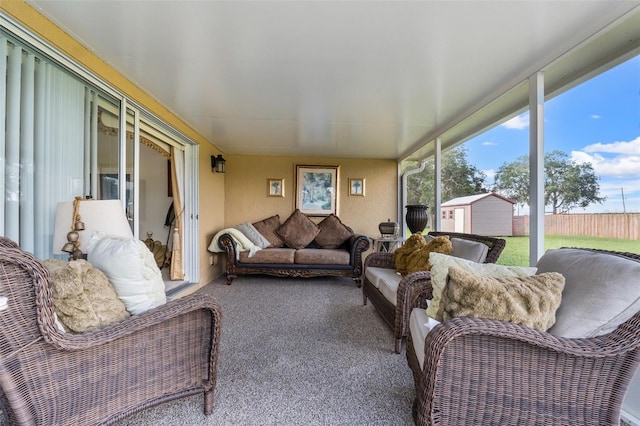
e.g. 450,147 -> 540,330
224,155 -> 398,238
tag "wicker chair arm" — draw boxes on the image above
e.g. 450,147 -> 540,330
418,313 -> 640,425
363,252 -> 395,269
39,294 -> 222,352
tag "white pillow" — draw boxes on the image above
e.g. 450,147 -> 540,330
427,252 -> 537,320
234,222 -> 271,249
86,233 -> 166,315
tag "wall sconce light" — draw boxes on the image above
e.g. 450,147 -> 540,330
211,155 -> 226,173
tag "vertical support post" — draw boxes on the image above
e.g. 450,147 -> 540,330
529,72 -> 545,266
433,137 -> 442,231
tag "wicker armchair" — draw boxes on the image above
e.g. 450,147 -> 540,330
362,231 -> 505,353
0,237 -> 222,425
405,248 -> 640,425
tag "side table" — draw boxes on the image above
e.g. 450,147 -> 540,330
371,236 -> 404,253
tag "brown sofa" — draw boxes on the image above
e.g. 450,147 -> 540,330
213,211 -> 370,285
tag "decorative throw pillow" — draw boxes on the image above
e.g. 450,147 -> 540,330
441,267 -> 565,332
405,236 -> 453,275
234,222 -> 271,249
429,252 -> 538,320
86,233 -> 167,315
43,259 -> 130,333
314,214 -> 354,249
392,233 -> 427,275
252,215 -> 284,248
276,209 -> 320,249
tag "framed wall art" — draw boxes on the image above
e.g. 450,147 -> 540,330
295,165 -> 339,216
349,178 -> 365,196
268,178 -> 284,197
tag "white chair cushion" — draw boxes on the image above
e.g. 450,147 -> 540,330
378,271 -> 403,305
538,248 -> 640,338
410,308 -> 441,369
365,266 -> 401,290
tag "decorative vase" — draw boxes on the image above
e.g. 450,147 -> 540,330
378,219 -> 399,237
405,204 -> 429,234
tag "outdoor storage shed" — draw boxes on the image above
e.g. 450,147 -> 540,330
441,193 -> 516,236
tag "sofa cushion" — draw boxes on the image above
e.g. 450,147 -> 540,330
238,248 -> 296,264
295,248 -> 350,265
426,235 -> 490,263
277,209 -> 320,249
234,222 -> 271,249
253,215 -> 285,248
405,236 -> 453,275
43,259 -> 130,333
86,233 -> 167,315
428,252 -> 538,320
365,267 -> 401,290
410,308 -> 441,369
441,267 -> 565,332
314,214 -> 354,249
538,248 -> 640,338
392,233 -> 427,275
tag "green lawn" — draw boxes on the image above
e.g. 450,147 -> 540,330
498,235 -> 640,266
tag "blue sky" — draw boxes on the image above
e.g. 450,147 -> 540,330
465,54 -> 640,214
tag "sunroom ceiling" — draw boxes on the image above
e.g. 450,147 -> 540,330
26,1 -> 640,160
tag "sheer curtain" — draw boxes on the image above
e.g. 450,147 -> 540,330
1,37 -> 85,258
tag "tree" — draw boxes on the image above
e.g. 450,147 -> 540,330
494,150 -> 605,214
405,146 -> 489,205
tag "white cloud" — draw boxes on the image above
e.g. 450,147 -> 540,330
482,169 -> 496,181
481,141 -> 497,146
500,113 -> 529,130
591,114 -> 601,119
582,136 -> 640,155
571,150 -> 640,177
572,135 -> 640,178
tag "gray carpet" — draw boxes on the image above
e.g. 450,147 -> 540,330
116,275 -> 415,425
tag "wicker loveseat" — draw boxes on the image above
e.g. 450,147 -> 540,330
211,211 -> 370,286
405,247 -> 640,425
0,237 -> 222,425
363,231 -> 506,353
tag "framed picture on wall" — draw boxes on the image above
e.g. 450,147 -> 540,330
268,178 -> 284,197
349,178 -> 365,196
295,165 -> 339,216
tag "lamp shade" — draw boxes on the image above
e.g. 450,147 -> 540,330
52,199 -> 133,255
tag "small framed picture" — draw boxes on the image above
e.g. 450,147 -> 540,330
349,178 -> 365,196
268,178 -> 284,197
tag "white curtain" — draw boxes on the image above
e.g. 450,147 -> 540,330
1,37 -> 85,258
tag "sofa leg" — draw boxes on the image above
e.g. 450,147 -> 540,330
395,338 -> 402,354
226,274 -> 236,285
363,292 -> 368,305
203,380 -> 214,415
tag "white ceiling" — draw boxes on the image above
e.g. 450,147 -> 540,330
26,1 -> 640,160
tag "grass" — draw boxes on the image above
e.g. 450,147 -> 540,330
498,235 -> 640,266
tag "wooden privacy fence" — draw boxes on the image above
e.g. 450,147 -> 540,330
513,213 -> 640,240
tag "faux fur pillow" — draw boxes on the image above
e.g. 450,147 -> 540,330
44,259 -> 130,333
429,252 -> 538,321
405,236 -> 453,275
276,209 -> 320,249
314,214 -> 354,249
441,267 -> 565,332
392,233 -> 427,275
252,215 -> 284,248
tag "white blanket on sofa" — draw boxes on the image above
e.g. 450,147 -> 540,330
208,228 -> 261,258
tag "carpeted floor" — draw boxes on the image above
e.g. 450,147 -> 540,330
115,275 -> 415,425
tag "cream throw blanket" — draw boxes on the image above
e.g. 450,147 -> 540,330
208,228 -> 261,258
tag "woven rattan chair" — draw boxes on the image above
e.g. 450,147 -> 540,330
363,231 -> 506,353
405,248 -> 640,425
0,237 -> 222,425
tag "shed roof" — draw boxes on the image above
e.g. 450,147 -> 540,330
441,193 -> 516,207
